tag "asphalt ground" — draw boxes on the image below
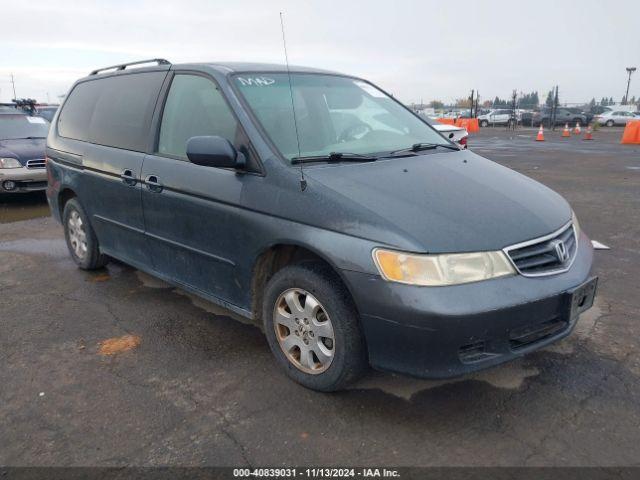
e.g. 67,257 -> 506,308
1,126 -> 639,468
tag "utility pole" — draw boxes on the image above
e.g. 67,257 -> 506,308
10,73 -> 16,100
624,67 -> 636,105
510,89 -> 517,130
552,85 -> 559,131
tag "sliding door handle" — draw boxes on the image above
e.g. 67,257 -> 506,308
120,169 -> 137,186
145,174 -> 163,193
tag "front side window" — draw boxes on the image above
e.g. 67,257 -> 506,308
233,73 -> 448,161
158,74 -> 240,159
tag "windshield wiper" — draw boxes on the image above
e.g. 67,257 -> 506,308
384,142 -> 459,157
10,136 -> 46,140
291,152 -> 377,165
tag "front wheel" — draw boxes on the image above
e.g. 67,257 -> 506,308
480,120 -> 489,127
262,263 -> 367,391
63,198 -> 108,270
606,120 -> 614,127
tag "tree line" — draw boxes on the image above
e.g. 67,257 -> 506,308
422,91 -> 638,111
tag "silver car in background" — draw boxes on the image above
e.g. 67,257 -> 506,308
596,110 -> 639,126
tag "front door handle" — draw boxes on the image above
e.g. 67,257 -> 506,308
120,169 -> 137,186
145,174 -> 163,193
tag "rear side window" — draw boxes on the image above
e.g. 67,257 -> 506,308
58,72 -> 166,152
157,74 -> 240,158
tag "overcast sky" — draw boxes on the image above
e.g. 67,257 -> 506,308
1,0 -> 638,106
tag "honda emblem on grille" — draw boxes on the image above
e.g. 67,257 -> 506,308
551,239 -> 569,263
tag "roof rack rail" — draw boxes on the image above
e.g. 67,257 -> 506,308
89,58 -> 171,76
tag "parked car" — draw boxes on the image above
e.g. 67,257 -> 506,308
419,114 -> 468,148
564,107 -> 594,126
37,105 -> 59,123
520,111 -> 535,126
595,110 -> 638,126
0,112 -> 49,193
46,59 -> 597,391
478,109 -> 513,127
532,108 -> 588,127
590,105 -> 612,115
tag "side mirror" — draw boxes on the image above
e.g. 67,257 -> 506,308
186,136 -> 245,169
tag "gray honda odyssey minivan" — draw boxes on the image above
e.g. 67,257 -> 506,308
46,59 -> 597,391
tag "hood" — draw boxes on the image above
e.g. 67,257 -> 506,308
0,138 -> 46,166
304,150 -> 571,253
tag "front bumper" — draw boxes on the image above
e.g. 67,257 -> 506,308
343,231 -> 595,379
0,166 -> 47,193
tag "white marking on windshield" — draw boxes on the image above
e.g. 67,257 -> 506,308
237,76 -> 276,87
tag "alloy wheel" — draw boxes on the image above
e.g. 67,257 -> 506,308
67,210 -> 88,260
273,288 -> 335,374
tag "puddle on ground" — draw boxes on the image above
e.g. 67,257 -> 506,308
98,334 -> 141,355
135,271 -> 172,289
0,192 -> 50,223
173,289 -> 255,327
353,360 -> 540,401
0,238 -> 68,258
134,270 -> 256,328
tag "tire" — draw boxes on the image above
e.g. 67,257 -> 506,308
62,198 -> 108,270
262,262 -> 367,391
480,120 -> 489,127
606,120 -> 614,127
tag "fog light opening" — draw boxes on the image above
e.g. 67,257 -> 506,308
2,180 -> 17,191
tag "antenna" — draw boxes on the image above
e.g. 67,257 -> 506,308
279,12 -> 306,191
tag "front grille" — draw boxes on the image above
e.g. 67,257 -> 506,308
26,158 -> 46,169
505,222 -> 577,276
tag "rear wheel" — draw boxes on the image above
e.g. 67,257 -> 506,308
262,263 -> 367,391
63,198 -> 108,270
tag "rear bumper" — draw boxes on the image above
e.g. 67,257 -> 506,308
0,166 -> 47,193
343,232 -> 595,379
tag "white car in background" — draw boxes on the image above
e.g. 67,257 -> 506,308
596,110 -> 639,126
478,109 -> 515,127
420,114 -> 468,149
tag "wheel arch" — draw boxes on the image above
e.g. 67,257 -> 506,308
250,242 -> 359,324
58,188 -> 78,219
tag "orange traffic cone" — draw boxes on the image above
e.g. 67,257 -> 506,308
562,123 -> 570,137
573,122 -> 581,135
536,124 -> 545,141
583,125 -> 593,140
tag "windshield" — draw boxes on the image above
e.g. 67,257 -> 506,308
0,115 -> 49,140
233,73 -> 450,161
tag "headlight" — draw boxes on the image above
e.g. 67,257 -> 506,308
572,210 -> 580,237
373,248 -> 515,286
0,157 -> 22,169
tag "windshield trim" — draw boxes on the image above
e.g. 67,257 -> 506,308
227,71 -> 456,167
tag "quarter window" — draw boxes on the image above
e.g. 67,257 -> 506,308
58,72 -> 165,151
158,75 -> 240,159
